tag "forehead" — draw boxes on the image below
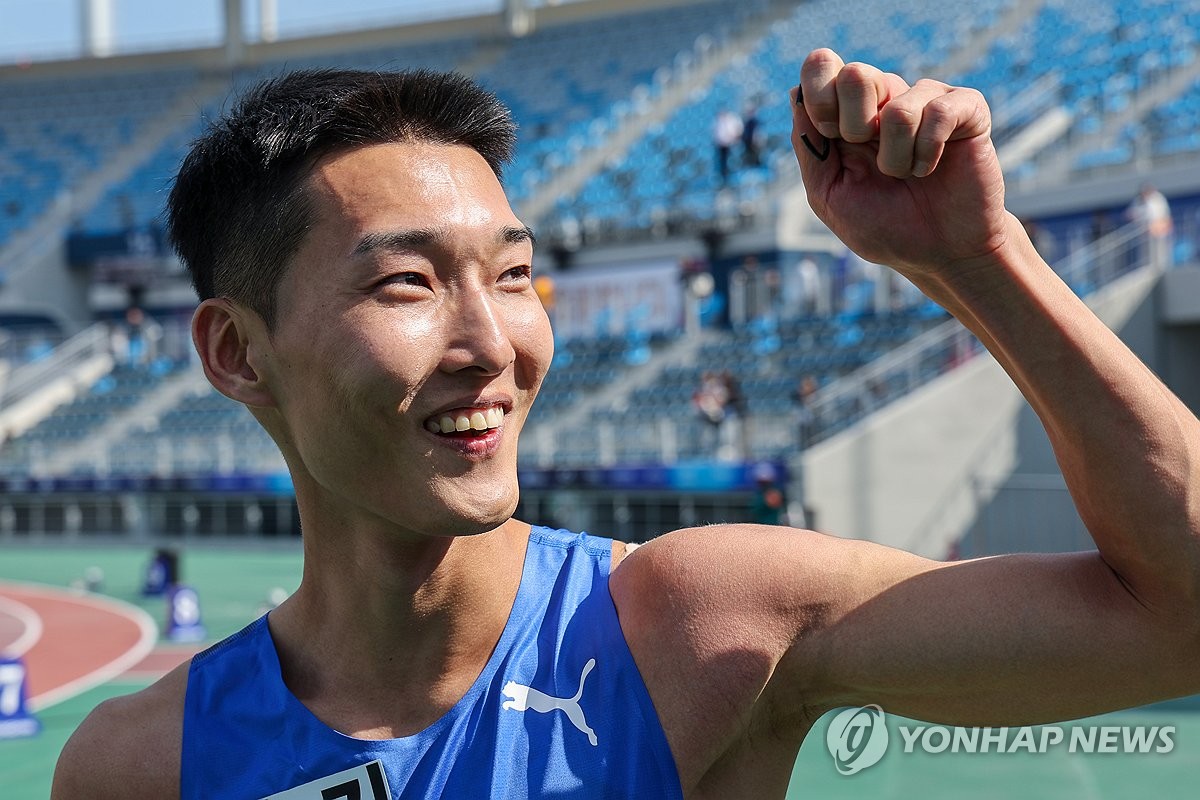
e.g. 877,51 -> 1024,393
305,141 -> 517,242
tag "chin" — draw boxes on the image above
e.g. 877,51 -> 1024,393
423,480 -> 519,537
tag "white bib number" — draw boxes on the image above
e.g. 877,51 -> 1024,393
262,761 -> 392,800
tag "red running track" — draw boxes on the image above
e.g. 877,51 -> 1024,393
0,581 -> 159,710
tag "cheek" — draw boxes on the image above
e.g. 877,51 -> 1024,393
342,307 -> 443,396
280,319 -> 422,437
513,303 -> 554,390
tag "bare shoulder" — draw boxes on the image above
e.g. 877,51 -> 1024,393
52,660 -> 190,800
611,523 -> 891,626
609,525 -> 882,791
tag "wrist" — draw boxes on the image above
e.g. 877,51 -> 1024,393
915,213 -> 1042,313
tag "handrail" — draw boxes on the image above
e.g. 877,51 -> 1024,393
0,323 -> 112,409
798,221 -> 1149,445
522,220 -> 1152,466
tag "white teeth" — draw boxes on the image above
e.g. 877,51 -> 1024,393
429,407 -> 506,435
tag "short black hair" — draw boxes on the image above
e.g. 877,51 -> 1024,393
168,68 -> 516,328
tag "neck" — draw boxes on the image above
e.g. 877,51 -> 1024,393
268,497 -> 531,738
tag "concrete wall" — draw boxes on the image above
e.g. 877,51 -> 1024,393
798,264 -> 1164,558
1161,323 -> 1200,413
1159,267 -> 1200,324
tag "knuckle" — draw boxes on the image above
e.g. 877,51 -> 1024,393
960,86 -> 988,105
913,78 -> 948,92
840,62 -> 874,93
880,103 -> 920,131
924,97 -> 954,128
963,88 -> 993,128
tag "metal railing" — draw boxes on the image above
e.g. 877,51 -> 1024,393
0,488 -> 765,544
0,323 -> 112,409
522,221 -> 1153,466
770,221 -> 1152,451
0,493 -> 301,540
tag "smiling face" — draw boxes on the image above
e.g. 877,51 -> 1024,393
253,141 -> 552,538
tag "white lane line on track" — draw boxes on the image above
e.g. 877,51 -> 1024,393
0,580 -> 158,711
0,594 -> 44,658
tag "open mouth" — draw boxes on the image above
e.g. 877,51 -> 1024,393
424,407 -> 505,438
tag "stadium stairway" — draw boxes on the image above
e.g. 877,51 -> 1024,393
1017,44 -> 1200,187
36,359 -> 207,477
517,0 -> 790,228
934,0 -> 1045,78
759,0 -> 1050,222
0,325 -> 114,452
958,0 -> 1200,184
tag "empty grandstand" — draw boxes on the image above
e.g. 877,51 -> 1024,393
1,0 -> 1198,549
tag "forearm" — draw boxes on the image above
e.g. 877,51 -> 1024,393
915,212 -> 1200,619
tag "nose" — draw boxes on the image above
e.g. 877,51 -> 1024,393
441,287 -> 516,376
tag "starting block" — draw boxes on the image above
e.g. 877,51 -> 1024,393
0,656 -> 40,740
142,549 -> 179,597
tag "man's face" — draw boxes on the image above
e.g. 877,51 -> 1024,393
259,141 -> 552,538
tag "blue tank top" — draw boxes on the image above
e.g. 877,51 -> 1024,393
181,527 -> 683,799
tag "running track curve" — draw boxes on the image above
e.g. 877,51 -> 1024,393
0,581 -> 158,710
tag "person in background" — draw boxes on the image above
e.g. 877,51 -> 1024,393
712,107 -> 742,185
741,100 -> 762,168
1125,183 -> 1174,269
693,369 -> 729,455
791,373 -> 818,449
750,462 -> 787,525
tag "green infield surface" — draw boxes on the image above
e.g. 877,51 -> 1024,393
1,544 -> 1196,799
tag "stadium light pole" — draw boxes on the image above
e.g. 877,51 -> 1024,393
260,0 -> 278,43
505,0 -> 534,37
80,0 -> 114,58
223,0 -> 245,64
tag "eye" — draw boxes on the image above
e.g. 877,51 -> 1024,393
379,272 -> 430,289
500,265 -> 532,284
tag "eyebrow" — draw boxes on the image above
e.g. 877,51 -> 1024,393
352,224 -> 536,256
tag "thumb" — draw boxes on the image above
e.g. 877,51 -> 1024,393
789,85 -> 837,193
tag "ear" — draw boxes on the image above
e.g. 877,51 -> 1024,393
191,298 -> 276,408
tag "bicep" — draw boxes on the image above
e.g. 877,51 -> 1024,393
781,539 -> 1200,727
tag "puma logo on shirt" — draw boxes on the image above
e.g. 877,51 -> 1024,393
502,659 -> 598,746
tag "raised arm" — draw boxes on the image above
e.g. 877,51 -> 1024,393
784,49 -> 1200,720
794,48 -> 1200,616
613,52 -> 1200,788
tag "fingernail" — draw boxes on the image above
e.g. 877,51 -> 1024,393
818,123 -> 839,139
913,160 -> 931,177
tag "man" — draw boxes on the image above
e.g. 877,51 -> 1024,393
1125,182 -> 1174,270
53,50 -> 1199,799
712,107 -> 742,184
